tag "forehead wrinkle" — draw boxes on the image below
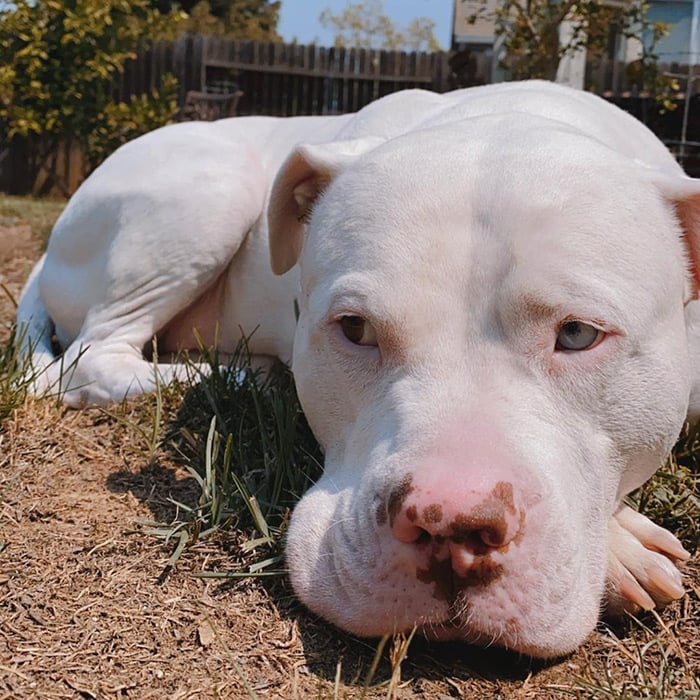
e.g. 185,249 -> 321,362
309,180 -> 474,292
501,270 -> 632,331
512,295 -> 560,324
305,124 -> 634,317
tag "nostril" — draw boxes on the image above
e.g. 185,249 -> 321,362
392,523 -> 445,547
391,516 -> 441,546
393,520 -> 508,556
459,529 -> 502,556
391,502 -> 520,553
391,520 -> 425,544
387,479 -> 523,555
479,527 -> 507,548
451,512 -> 511,548
415,528 -> 432,546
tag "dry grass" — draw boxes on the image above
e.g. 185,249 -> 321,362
0,194 -> 65,246
0,195 -> 698,699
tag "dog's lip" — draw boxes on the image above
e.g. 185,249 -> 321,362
411,590 -> 524,645
416,617 -> 491,645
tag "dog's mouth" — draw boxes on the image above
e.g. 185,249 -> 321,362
416,613 -> 519,651
408,579 -> 594,658
405,578 -> 545,652
417,609 -> 557,658
418,618 -> 485,643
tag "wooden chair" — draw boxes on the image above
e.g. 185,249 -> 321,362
180,90 -> 244,121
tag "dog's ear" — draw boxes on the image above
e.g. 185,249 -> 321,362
268,137 -> 384,275
654,173 -> 700,301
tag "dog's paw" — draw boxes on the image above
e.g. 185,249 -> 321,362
606,504 -> 690,615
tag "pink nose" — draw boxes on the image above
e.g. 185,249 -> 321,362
389,479 -> 524,580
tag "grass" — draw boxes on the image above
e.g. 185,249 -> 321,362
556,611 -> 700,698
0,193 -> 65,246
631,424 -> 700,548
129,345 -> 324,575
0,193 -> 66,418
0,325 -> 34,423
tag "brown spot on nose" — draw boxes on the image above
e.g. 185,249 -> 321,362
411,481 -> 521,601
417,551 -> 504,601
385,474 -> 414,526
449,481 -> 517,548
493,481 -> 516,514
417,556 -> 454,601
422,503 -> 443,524
456,557 -> 504,587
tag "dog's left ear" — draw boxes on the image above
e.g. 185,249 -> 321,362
654,172 -> 700,301
268,137 -> 384,275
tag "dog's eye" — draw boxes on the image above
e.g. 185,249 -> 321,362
555,320 -> 603,351
340,316 -> 378,346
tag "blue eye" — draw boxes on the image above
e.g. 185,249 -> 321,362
555,321 -> 602,351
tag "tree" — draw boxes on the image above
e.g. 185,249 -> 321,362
0,0 -> 183,194
319,0 -> 441,51
222,0 -> 280,40
462,0 -> 672,95
154,0 -> 281,40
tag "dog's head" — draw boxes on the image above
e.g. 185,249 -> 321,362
267,113 -> 700,657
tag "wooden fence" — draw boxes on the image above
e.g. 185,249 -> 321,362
120,35 -> 451,116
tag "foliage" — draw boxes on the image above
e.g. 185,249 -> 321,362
462,0 -> 676,100
181,0 -> 230,35
85,74 -> 180,171
320,0 -> 442,51
0,0 -> 185,194
154,0 -> 281,40
215,0 -> 280,40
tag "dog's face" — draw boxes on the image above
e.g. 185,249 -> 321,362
268,117 -> 698,657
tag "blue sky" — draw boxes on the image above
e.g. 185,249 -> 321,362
278,0 -> 454,49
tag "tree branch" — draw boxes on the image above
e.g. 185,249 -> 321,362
508,1 -> 540,42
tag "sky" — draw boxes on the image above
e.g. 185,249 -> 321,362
277,0 -> 454,50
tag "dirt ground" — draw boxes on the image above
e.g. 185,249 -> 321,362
0,219 -> 698,699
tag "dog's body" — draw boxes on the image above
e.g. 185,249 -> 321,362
17,81 -> 697,657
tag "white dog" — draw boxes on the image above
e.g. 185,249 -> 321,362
17,81 -> 696,658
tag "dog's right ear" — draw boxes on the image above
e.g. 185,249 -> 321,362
268,137 -> 384,275
651,171 -> 700,301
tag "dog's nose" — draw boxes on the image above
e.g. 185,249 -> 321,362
389,479 -> 524,578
